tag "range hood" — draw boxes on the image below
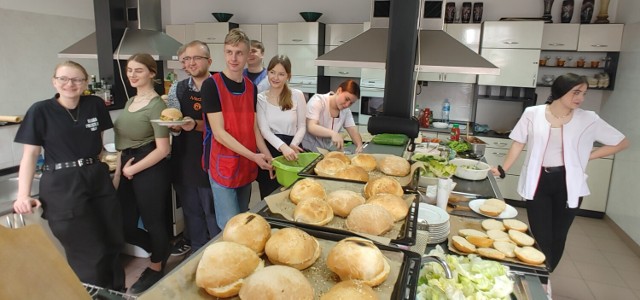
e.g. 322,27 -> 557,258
58,0 -> 181,60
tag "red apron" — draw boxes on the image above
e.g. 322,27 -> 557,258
207,73 -> 258,188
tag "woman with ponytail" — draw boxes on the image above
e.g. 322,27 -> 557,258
256,55 -> 307,197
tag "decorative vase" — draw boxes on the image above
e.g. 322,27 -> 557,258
445,2 -> 455,23
595,0 -> 611,23
472,3 -> 484,23
580,0 -> 595,24
560,0 -> 574,23
461,2 -> 472,23
542,0 -> 554,22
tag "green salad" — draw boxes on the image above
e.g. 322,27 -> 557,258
417,246 -> 514,300
448,141 -> 470,153
412,153 -> 457,178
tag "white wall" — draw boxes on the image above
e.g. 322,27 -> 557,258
601,0 -> 640,245
0,0 -> 93,19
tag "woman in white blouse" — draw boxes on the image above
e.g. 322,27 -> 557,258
256,55 -> 306,197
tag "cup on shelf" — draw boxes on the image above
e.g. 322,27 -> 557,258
591,60 -> 600,68
556,57 -> 565,67
576,57 -> 585,68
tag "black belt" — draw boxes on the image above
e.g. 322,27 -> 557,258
121,143 -> 155,156
43,158 -> 97,171
542,166 -> 565,173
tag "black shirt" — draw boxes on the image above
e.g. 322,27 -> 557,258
15,95 -> 113,164
201,72 -> 258,114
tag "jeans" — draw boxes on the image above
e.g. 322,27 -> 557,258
174,184 -> 221,252
208,177 -> 252,229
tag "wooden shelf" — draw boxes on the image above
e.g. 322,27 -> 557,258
536,84 -> 612,90
539,66 -> 604,70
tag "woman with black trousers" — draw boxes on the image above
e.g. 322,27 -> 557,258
491,73 -> 628,274
113,53 -> 171,294
13,61 -> 125,291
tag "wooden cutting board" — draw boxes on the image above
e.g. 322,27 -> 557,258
0,224 -> 91,299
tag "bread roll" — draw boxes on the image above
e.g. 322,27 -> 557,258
481,219 -> 506,231
289,178 -> 326,205
350,154 -> 377,172
479,198 -> 506,217
503,219 -> 528,232
238,265 -> 314,300
514,246 -> 546,265
451,235 -> 476,253
486,229 -> 511,242
265,228 -> 320,270
477,247 -> 506,260
458,228 -> 489,238
508,229 -> 535,246
196,241 -> 264,298
335,165 -> 369,182
327,237 -> 390,287
378,155 -> 411,177
326,190 -> 366,218
293,198 -> 334,226
321,280 -> 379,300
345,204 -> 395,236
366,193 -> 409,222
466,235 -> 494,248
160,107 -> 183,121
315,157 -> 347,177
222,213 -> 271,255
364,177 -> 403,199
325,151 -> 351,165
493,241 -> 517,258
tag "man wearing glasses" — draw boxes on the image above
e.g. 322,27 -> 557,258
166,40 -> 220,255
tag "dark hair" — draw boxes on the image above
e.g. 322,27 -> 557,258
547,73 -> 588,104
337,79 -> 360,98
250,40 -> 265,53
127,53 -> 157,75
267,55 -> 293,111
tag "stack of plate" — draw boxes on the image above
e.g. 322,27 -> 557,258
417,204 -> 450,244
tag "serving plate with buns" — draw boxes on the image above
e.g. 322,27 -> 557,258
143,220 -> 422,300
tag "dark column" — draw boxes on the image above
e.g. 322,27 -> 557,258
94,0 -> 127,108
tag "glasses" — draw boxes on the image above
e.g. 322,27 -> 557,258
54,76 -> 87,85
181,56 -> 209,63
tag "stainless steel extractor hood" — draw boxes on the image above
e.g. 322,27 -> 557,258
59,0 -> 181,60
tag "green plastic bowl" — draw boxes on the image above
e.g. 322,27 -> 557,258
272,152 -> 321,188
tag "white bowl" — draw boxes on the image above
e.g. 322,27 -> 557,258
449,158 -> 490,181
432,122 -> 448,129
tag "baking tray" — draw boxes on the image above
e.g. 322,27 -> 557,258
258,178 -> 419,246
297,154 -> 422,194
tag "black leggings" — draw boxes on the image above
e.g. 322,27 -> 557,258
118,144 -> 171,264
257,134 -> 294,199
526,168 -> 581,272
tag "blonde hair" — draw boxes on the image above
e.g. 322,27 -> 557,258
267,55 -> 293,111
53,61 -> 88,80
179,40 -> 211,57
225,28 -> 250,51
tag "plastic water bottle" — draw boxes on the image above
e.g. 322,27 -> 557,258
442,98 -> 451,124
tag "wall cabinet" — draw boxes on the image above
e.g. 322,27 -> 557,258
542,24 -> 579,51
324,24 -> 364,78
165,24 -> 195,70
481,21 -> 544,49
239,24 -> 278,65
278,22 -> 324,45
278,22 -> 326,93
194,22 -> 239,73
478,48 -> 540,88
578,24 -> 624,52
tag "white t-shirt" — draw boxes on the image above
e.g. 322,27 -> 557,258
256,88 -> 307,151
302,92 -> 356,152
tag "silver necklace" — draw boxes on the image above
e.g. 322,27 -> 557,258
65,106 -> 80,123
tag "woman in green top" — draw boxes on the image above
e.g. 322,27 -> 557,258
113,53 -> 171,294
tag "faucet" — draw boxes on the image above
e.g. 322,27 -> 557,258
422,255 -> 453,279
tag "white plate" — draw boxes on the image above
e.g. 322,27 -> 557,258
418,204 -> 450,225
468,199 -> 518,219
103,143 -> 116,153
151,119 -> 187,126
432,122 -> 448,129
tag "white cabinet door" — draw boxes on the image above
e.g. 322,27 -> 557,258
278,45 -> 320,76
578,24 -> 624,52
496,175 -> 523,201
416,72 -> 442,82
166,24 -> 187,44
325,24 -> 363,46
484,147 -> 526,175
481,137 -> 513,149
324,45 -> 362,77
207,44 -> 225,72
361,68 -> 386,84
444,23 -> 481,52
261,25 -> 278,64
581,158 -> 613,212
239,24 -> 261,41
478,48 -> 540,88
481,21 -> 544,49
542,24 -> 579,50
194,23 -> 234,44
278,22 -> 321,45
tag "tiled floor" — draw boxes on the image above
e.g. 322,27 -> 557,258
122,187 -> 640,299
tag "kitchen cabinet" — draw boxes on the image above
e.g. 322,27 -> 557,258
324,24 -> 364,78
416,24 -> 480,84
578,24 -> 624,52
195,22 -> 239,73
581,157 -> 613,213
239,24 -> 278,65
278,22 -> 326,93
278,22 -> 324,45
541,24 -> 579,51
165,24 -> 195,70
481,136 -> 526,201
478,21 -> 543,88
